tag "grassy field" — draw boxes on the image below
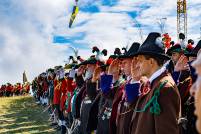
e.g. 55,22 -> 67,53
0,96 -> 57,134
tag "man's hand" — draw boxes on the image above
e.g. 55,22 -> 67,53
69,69 -> 76,78
77,65 -> 86,76
108,59 -> 120,76
131,57 -> 141,81
174,55 -> 189,72
92,66 -> 102,82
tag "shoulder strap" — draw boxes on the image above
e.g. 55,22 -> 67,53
55,81 -> 62,90
135,80 -> 168,115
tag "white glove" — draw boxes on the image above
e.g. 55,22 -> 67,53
59,70 -> 65,79
76,119 -> 81,126
69,69 -> 76,78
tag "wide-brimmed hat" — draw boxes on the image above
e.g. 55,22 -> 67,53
79,56 -> 98,66
119,42 -> 140,58
130,32 -> 170,60
166,44 -> 183,56
185,40 -> 201,57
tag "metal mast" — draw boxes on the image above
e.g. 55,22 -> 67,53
177,0 -> 187,40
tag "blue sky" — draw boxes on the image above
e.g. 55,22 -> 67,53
0,0 -> 201,84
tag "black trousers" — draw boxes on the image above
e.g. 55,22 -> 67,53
54,104 -> 64,120
6,91 -> 11,97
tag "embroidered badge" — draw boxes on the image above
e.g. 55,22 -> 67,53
141,82 -> 151,96
101,107 -> 112,120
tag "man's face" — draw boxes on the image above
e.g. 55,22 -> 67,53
194,80 -> 201,133
86,64 -> 96,72
134,55 -> 151,77
121,58 -> 132,76
171,52 -> 181,65
193,64 -> 201,133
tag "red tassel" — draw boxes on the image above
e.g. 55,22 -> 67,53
163,33 -> 171,49
187,44 -> 193,50
106,58 -> 114,65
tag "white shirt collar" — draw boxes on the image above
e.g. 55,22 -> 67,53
127,75 -> 132,81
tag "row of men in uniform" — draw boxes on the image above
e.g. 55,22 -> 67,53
32,73 -> 52,105
32,32 -> 201,134
0,82 -> 30,97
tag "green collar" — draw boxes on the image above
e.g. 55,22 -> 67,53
135,80 -> 168,115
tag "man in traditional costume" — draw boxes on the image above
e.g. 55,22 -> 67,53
130,32 -> 181,134
88,52 -> 121,134
178,40 -> 201,134
191,52 -> 201,133
113,43 -> 141,134
52,66 -> 64,130
6,83 -> 13,97
78,57 -> 98,134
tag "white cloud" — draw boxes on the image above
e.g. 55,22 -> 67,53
0,0 -> 201,85
0,22 -> 69,84
0,0 -> 74,84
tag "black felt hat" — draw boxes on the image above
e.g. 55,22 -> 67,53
166,44 -> 182,56
119,42 -> 140,58
185,40 -> 201,57
47,68 -> 55,73
79,57 -> 98,66
131,32 -> 170,60
107,48 -> 122,60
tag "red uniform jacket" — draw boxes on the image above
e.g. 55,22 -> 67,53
60,78 -> 76,111
17,84 -> 22,91
60,79 -> 68,111
43,81 -> 48,92
66,78 -> 76,112
6,85 -> 13,92
53,79 -> 62,105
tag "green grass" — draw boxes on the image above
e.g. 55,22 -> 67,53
0,96 -> 57,134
